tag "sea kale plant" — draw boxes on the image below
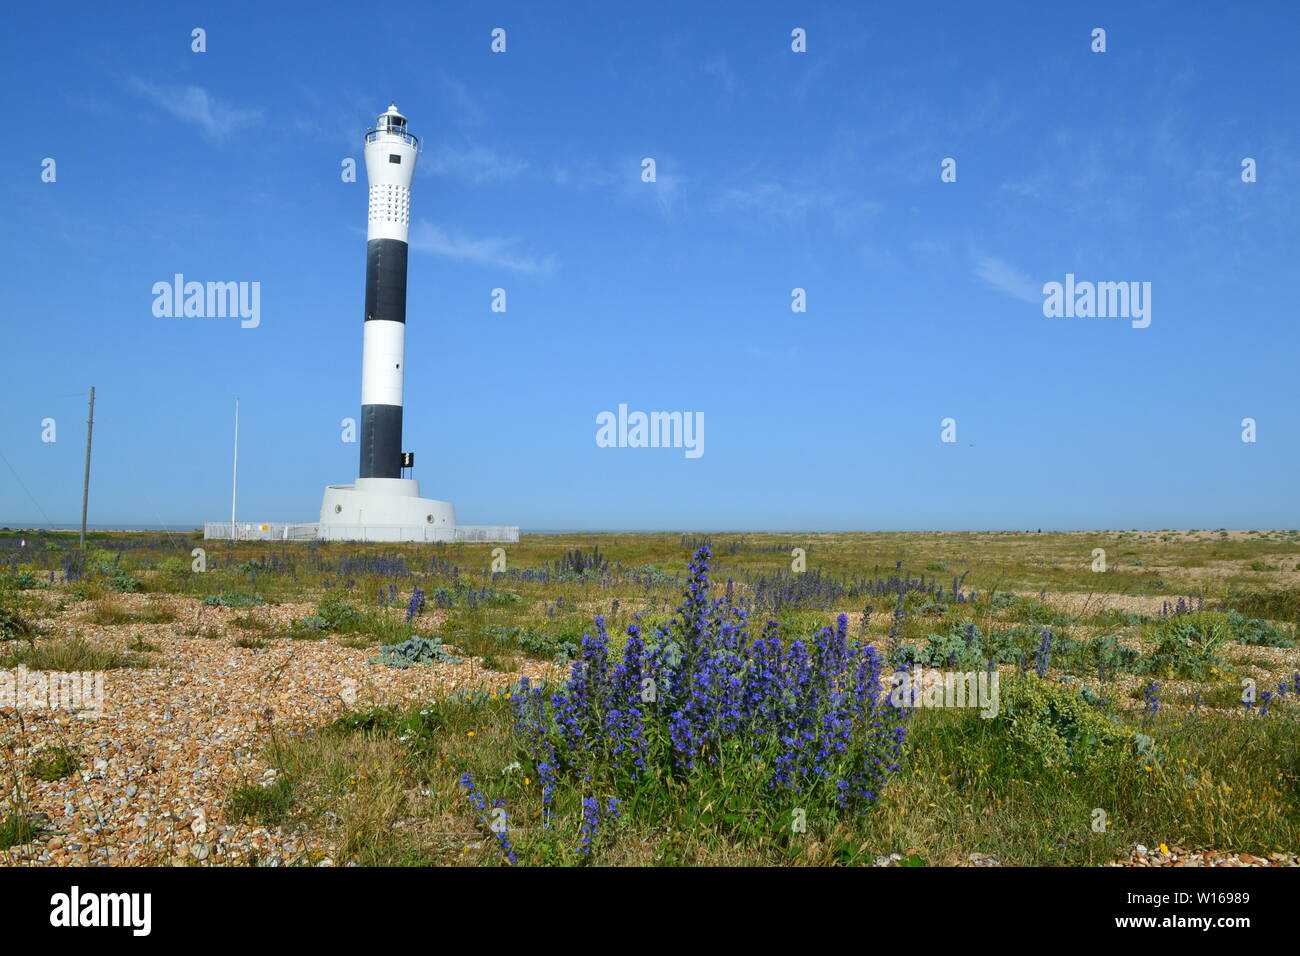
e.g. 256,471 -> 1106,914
499,547 -> 909,859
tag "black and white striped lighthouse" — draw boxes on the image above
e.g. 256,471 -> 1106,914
359,103 -> 417,479
316,102 -> 512,543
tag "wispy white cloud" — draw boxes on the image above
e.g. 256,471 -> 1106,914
718,182 -> 831,217
420,143 -> 527,183
435,71 -> 488,127
973,255 -> 1041,304
640,166 -> 686,218
701,55 -> 737,94
547,156 -> 687,218
409,220 -> 556,275
716,181 -> 880,233
745,343 -> 802,361
128,78 -> 262,139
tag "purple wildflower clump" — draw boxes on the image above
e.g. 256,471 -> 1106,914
1141,681 -> 1161,728
1034,629 -> 1054,678
1160,596 -> 1203,619
405,586 -> 426,622
507,547 -> 910,846
338,554 -> 412,578
744,561 -> 974,615
61,552 -> 86,582
577,795 -> 611,854
885,596 -> 906,663
459,772 -> 518,864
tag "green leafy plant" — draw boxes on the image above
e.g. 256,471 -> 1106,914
1224,610 -> 1295,648
920,623 -> 986,670
106,570 -> 141,593
203,591 -> 265,608
1088,635 -> 1140,678
371,635 -> 462,668
0,606 -> 34,642
1,570 -> 43,590
329,703 -> 442,743
30,747 -> 78,782
1141,613 -> 1231,680
994,676 -> 1134,768
316,597 -> 363,630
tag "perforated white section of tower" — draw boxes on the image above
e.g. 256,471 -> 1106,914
368,183 -> 410,227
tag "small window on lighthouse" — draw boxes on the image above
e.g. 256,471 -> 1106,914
389,154 -> 402,164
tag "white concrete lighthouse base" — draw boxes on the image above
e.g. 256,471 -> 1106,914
318,478 -> 457,542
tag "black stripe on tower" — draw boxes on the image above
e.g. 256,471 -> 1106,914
359,237 -> 408,479
365,238 -> 408,323
359,403 -> 403,479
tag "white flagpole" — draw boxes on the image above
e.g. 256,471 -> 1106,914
231,397 -> 239,540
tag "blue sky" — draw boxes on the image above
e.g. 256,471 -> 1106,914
2,1 -> 1297,531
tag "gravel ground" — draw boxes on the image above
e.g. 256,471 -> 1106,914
3,592 -> 1294,868
0,595 -> 552,867
1110,844 -> 1299,867
868,847 -> 1300,867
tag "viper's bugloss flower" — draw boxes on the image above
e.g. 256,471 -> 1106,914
1142,681 -> 1161,728
405,585 -> 426,622
491,546 -> 909,855
1034,629 -> 1053,678
578,796 -> 601,854
459,772 -> 518,864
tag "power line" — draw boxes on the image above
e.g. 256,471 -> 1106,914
0,447 -> 57,527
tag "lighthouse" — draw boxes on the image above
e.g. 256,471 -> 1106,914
203,104 -> 517,544
316,104 -> 460,542
359,103 -> 415,479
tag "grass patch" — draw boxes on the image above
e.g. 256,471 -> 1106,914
1218,587 -> 1300,624
0,811 -> 40,849
129,634 -> 160,653
0,606 -> 35,642
179,619 -> 224,639
224,776 -> 297,828
230,613 -> 270,631
2,637 -> 150,672
86,599 -> 135,625
85,599 -> 176,626
136,604 -> 178,624
229,707 -> 458,865
30,746 -> 79,781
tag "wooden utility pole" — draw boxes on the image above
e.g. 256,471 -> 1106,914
79,386 -> 95,550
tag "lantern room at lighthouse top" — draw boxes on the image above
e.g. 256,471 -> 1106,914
364,104 -> 420,239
